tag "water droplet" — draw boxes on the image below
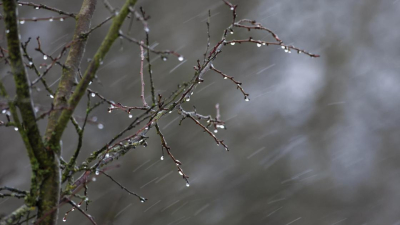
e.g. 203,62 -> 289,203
160,156 -> 164,160
281,46 -> 285,49
62,217 -> 67,222
230,6 -> 234,10
20,20 -> 25,25
186,182 -> 190,187
35,6 -> 39,9
85,198 -> 89,202
43,55 -> 48,60
100,61 -> 104,65
2,109 -> 7,114
18,3 -> 22,6
225,147 -> 228,151
14,127 -> 19,131
161,56 -> 168,61
262,43 -> 266,46
71,208 -> 75,211
95,170 -> 99,175
284,48 -> 289,53
105,153 -> 110,158
29,61 -> 33,66
224,77 -> 228,79
245,96 -> 250,102
144,27 -> 150,33
60,18 -> 64,22
91,93 -> 95,97
89,81 -> 93,85
178,171 -> 183,176
178,56 -> 184,61
230,42 -> 235,46
214,129 -> 218,133
129,114 -> 133,118
6,30 -> 9,34
230,31 -> 234,34
49,18 -> 53,22
98,123 -> 104,129
257,43 -> 262,47
140,199 -> 145,203
49,94 -> 54,99
185,97 -> 190,102
77,202 -> 82,207
92,116 -> 97,122
169,111 -> 172,114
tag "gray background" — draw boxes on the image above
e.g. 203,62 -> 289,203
1,0 -> 400,224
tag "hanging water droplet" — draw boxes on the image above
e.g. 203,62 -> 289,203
98,123 -> 104,129
6,30 -> 9,34
60,18 -> 64,22
161,56 -> 168,61
257,43 -> 262,47
224,77 -> 228,79
49,94 -> 54,99
20,20 -> 25,25
144,27 -> 150,33
230,42 -> 235,46
230,31 -> 234,34
18,3 -> 22,6
297,50 -> 302,54
29,61 -> 33,66
160,156 -> 164,160
262,42 -> 266,46
214,129 -> 218,133
168,111 -> 172,114
129,114 -> 133,118
77,202 -> 82,207
178,171 -> 183,176
230,6 -> 234,10
92,116 -> 97,122
71,208 -> 75,211
185,97 -> 190,102
43,55 -> 48,60
35,6 -> 40,9
2,109 -> 7,114
14,127 -> 19,131
85,198 -> 89,202
284,48 -> 289,53
186,182 -> 190,187
281,46 -> 285,49
92,177 -> 96,182
245,96 -> 250,101
105,153 -> 110,158
225,147 -> 228,151
140,198 -> 145,203
89,81 -> 92,85
49,18 -> 53,22
91,93 -> 95,97
62,217 -> 67,222
178,56 -> 184,61
95,170 -> 100,175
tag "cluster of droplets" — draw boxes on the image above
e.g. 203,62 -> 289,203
281,45 -> 291,53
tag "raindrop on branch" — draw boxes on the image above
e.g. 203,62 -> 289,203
178,171 -> 183,176
97,123 -> 104,129
230,42 -> 235,46
43,55 -> 48,60
160,156 -> 164,160
186,182 -> 190,187
214,129 -> 218,133
91,93 -> 95,97
60,18 -> 64,22
49,94 -> 54,99
20,20 -> 25,24
49,18 -> 53,22
178,56 -> 184,61
14,127 -> 19,131
257,43 -> 262,47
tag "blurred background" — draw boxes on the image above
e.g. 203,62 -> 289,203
1,0 -> 400,224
